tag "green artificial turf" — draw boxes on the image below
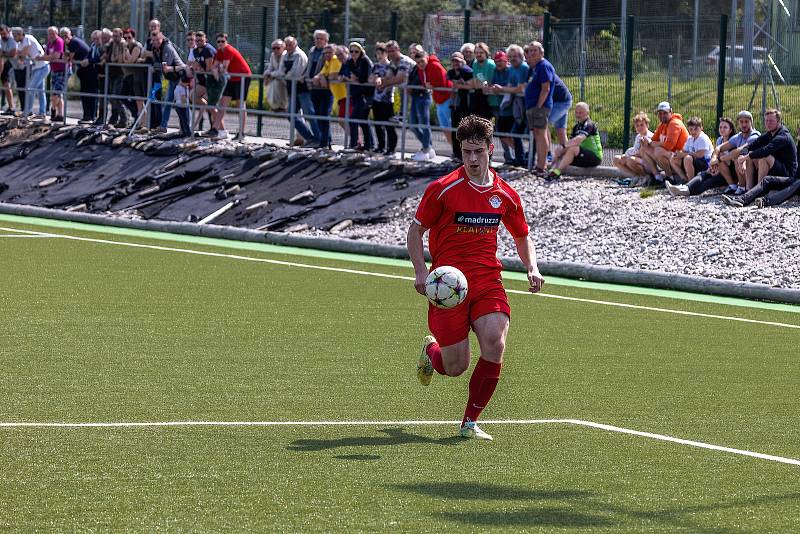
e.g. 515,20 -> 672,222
1,219 -> 799,531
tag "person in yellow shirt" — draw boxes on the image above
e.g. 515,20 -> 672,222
312,43 -> 343,147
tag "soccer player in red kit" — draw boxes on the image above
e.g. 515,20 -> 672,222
407,115 -> 545,441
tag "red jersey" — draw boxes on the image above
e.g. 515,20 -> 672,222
215,45 -> 252,81
414,167 -> 529,275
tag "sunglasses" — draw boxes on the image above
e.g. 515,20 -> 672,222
272,46 -> 281,50
413,54 -> 423,60
350,49 -> 360,53
217,40 -> 226,44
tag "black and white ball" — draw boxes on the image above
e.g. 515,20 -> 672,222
425,266 -> 468,309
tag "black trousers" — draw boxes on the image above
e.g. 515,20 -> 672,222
450,107 -> 467,159
687,172 -> 727,196
76,66 -> 97,120
14,68 -> 26,111
371,100 -> 397,152
739,175 -> 800,207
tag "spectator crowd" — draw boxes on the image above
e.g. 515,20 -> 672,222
1,21 -> 798,207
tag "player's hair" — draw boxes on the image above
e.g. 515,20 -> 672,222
456,115 -> 494,147
686,116 -> 702,128
474,42 -> 490,57
216,32 -> 228,41
633,111 -> 649,125
765,108 -> 781,122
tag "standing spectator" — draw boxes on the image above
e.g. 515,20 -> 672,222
460,43 -> 475,65
733,108 -> 797,192
332,45 -> 351,137
447,51 -> 474,160
549,75 -> 573,148
141,20 -> 162,128
305,30 -> 330,147
546,102 -> 603,180
104,28 -> 129,128
613,112 -> 653,177
0,25 -> 19,115
711,110 -> 761,195
669,116 -> 713,182
344,41 -> 374,151
41,27 -> 65,122
281,36 -> 314,146
470,42 -> 494,120
410,45 -> 450,149
369,42 -> 396,155
314,44 -> 344,142
264,39 -> 287,112
60,27 -> 94,123
211,33 -> 251,140
523,41 -> 554,173
121,28 -> 145,126
407,47 -> 443,161
638,101 -> 689,182
487,50 -> 515,163
188,31 -> 215,130
666,117 -> 736,197
496,44 -> 530,166
9,28 -> 29,114
95,28 -> 113,124
13,28 -> 49,119
152,31 -> 186,133
173,73 -> 193,136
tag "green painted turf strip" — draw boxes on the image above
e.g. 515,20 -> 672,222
1,213 -> 798,314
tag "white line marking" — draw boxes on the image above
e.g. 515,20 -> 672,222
1,418 -> 797,466
2,226 -> 798,330
0,234 -> 56,238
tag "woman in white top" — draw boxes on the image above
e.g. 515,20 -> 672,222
614,112 -> 653,177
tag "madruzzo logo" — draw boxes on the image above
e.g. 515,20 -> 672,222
453,212 -> 502,227
489,195 -> 502,208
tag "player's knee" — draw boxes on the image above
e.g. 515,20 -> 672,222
444,358 -> 470,377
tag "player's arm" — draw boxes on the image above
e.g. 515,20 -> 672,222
407,221 -> 429,295
513,235 -> 544,293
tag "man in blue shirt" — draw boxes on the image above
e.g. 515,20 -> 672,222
523,41 -> 555,174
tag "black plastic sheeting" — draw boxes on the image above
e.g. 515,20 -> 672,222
0,120 -> 529,231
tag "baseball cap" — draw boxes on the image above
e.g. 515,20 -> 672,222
656,101 -> 671,112
450,51 -> 465,63
737,110 -> 753,120
493,51 -> 507,61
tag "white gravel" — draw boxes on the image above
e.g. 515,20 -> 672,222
300,174 -> 800,289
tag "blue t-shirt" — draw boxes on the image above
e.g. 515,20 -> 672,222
491,67 -> 512,115
508,63 -> 529,87
524,58 -> 555,109
66,37 -> 91,62
552,75 -> 572,104
728,130 -> 760,148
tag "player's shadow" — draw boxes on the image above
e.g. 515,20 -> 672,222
393,483 -> 607,528
287,427 -> 462,452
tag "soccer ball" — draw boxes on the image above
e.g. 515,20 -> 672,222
425,266 -> 468,309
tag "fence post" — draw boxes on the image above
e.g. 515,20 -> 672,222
97,0 -> 103,29
343,80 -> 351,147
667,55 -> 672,101
399,85 -> 407,160
716,14 -> 728,128
102,63 -> 109,124
390,11 -> 398,42
49,0 -> 55,26
148,0 -> 154,22
238,73 -> 246,138
579,50 -> 586,101
463,8 -> 471,45
322,8 -> 331,32
2,0 -> 8,26
257,5 -> 267,137
203,0 -> 209,34
622,15 -> 634,151
542,11 -> 551,58
288,78 -> 296,146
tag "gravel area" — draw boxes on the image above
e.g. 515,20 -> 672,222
300,173 -> 800,289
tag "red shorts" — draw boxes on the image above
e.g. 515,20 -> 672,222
427,274 -> 510,347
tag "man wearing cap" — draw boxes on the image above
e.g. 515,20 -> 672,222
709,110 -> 760,195
639,101 -> 688,181
730,108 -> 797,192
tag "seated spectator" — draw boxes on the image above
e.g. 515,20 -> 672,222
546,102 -> 602,180
638,101 -> 689,182
721,171 -> 800,208
734,108 -> 794,191
369,42 -> 396,155
173,73 -> 192,136
614,112 -> 653,177
666,117 -> 734,197
713,110 -> 760,195
669,116 -> 713,182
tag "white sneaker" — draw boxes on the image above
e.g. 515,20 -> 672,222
459,420 -> 493,441
411,149 -> 429,161
426,146 -> 436,159
215,129 -> 229,140
665,181 -> 690,197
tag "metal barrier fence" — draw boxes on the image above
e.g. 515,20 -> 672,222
5,58 -> 537,168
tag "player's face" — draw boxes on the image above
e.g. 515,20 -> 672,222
575,106 -> 588,122
461,139 -> 493,182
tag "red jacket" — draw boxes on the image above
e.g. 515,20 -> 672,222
420,55 -> 452,104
